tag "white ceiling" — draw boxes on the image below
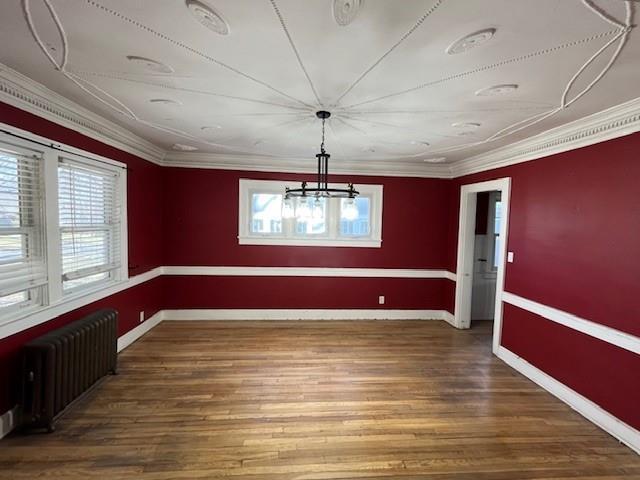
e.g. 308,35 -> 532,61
0,0 -> 638,169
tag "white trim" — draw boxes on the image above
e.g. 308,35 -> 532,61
2,61 -> 640,178
0,123 -> 128,169
238,237 -> 382,248
117,310 -> 164,353
443,310 -> 456,327
0,405 -> 18,440
0,265 -> 455,340
0,267 -> 162,341
502,292 -> 640,356
497,346 -> 640,455
162,309 -> 448,321
0,63 -> 164,164
451,96 -> 640,178
163,266 -> 456,280
164,152 -> 453,178
454,178 -> 511,356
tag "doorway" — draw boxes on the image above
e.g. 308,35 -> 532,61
454,178 -> 511,354
471,191 -> 502,322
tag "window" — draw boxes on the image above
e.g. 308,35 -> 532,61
238,179 -> 382,247
0,147 -> 46,315
490,192 -> 503,270
0,132 -> 127,324
58,158 -> 122,294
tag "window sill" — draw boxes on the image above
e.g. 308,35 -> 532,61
0,274 -> 140,340
238,236 -> 382,248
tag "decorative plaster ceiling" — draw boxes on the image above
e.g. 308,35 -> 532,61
0,0 -> 638,172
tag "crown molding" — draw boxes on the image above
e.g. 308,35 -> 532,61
163,151 -> 453,178
0,63 -> 165,164
451,96 -> 640,178
2,61 -> 639,178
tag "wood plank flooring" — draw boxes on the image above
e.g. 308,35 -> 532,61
1,320 -> 639,479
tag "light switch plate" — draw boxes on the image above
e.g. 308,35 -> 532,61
507,251 -> 514,263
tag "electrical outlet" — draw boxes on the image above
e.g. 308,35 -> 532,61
139,311 -> 145,323
378,295 -> 385,305
507,251 -> 514,263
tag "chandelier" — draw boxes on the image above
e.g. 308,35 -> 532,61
282,111 -> 359,220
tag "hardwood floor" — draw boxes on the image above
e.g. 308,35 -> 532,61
1,320 -> 639,479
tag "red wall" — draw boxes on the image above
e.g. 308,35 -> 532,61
449,132 -> 640,430
162,167 -> 452,269
161,167 -> 453,312
0,103 -> 165,413
501,303 -> 640,430
164,276 -> 449,311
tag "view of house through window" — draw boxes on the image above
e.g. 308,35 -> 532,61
0,134 -> 127,324
240,179 -> 382,247
0,148 -> 46,313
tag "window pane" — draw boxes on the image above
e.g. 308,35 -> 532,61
58,159 -> 120,294
295,197 -> 326,235
0,155 -> 20,228
251,193 -> 282,234
493,235 -> 501,269
63,272 -> 109,292
0,149 -> 46,313
0,290 -> 28,308
494,201 -> 502,235
340,197 -> 371,237
0,234 -> 25,263
61,230 -> 108,277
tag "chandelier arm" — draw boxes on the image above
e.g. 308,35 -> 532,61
284,110 -> 359,203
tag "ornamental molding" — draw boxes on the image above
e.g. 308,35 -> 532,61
1,62 -> 639,177
451,96 -> 640,178
0,63 -> 165,164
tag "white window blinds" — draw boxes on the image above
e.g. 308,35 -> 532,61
0,148 -> 46,310
58,158 -> 121,294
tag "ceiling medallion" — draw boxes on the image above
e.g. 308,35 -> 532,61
126,56 -> 174,74
475,84 -> 519,96
186,0 -> 230,35
333,0 -> 364,26
172,143 -> 198,151
446,28 -> 496,55
283,111 -> 359,221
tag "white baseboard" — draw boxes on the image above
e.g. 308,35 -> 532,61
162,309 -> 448,321
443,311 -> 456,327
497,346 -> 640,455
0,405 -> 18,440
117,311 -> 164,353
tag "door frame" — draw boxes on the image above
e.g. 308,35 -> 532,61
454,177 -> 511,354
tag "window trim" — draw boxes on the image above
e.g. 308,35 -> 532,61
0,126 -> 128,325
238,178 -> 383,248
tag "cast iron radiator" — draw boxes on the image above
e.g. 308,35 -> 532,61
20,308 -> 118,432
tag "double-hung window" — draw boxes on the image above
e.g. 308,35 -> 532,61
0,145 -> 46,315
238,179 -> 383,247
58,157 -> 123,294
0,131 -> 127,325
